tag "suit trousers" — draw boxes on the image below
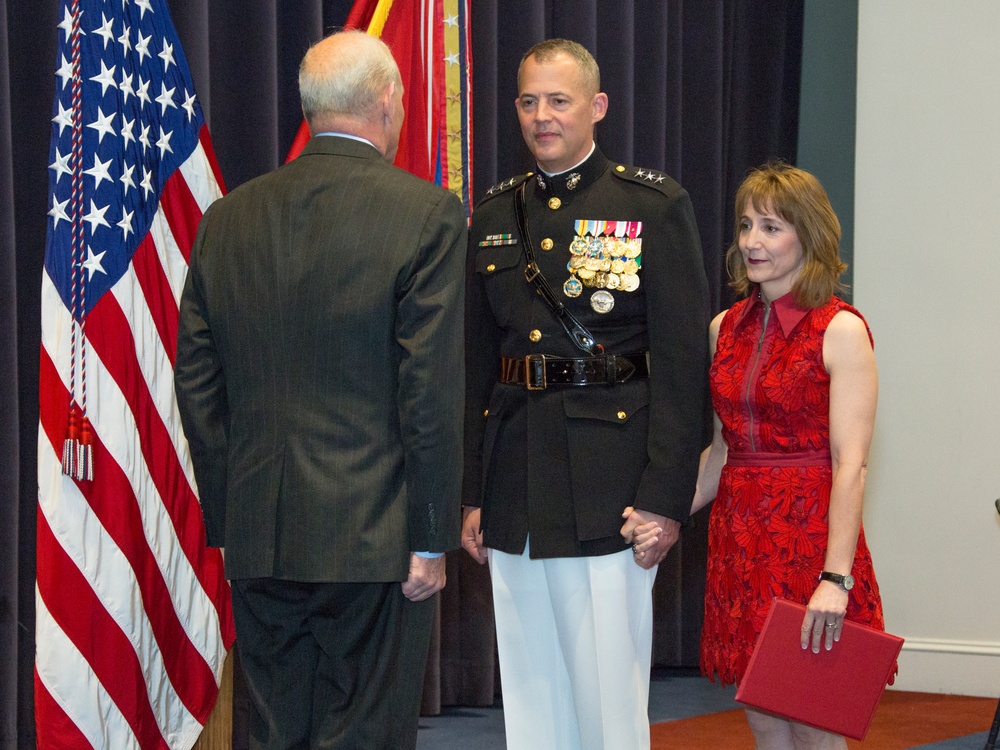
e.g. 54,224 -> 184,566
230,577 -> 435,750
488,542 -> 657,750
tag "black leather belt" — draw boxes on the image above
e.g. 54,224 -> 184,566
499,353 -> 650,390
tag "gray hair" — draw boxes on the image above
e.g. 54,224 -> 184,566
299,30 -> 401,124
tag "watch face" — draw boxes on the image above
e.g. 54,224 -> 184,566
843,574 -> 855,591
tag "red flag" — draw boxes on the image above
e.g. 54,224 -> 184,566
287,0 -> 473,209
38,0 -> 235,747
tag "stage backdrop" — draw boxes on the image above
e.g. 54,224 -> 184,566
3,1 -> 802,746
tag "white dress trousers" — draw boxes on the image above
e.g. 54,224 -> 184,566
489,542 -> 658,750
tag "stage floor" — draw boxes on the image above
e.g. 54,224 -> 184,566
416,670 -> 998,749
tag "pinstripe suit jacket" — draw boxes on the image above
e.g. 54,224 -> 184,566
175,136 -> 466,582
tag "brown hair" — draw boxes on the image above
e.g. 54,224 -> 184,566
725,162 -> 848,308
517,39 -> 600,96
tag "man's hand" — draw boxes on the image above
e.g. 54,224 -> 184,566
401,554 -> 446,602
620,507 -> 680,570
461,507 -> 488,564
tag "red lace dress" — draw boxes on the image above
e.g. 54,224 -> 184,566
700,292 -> 886,685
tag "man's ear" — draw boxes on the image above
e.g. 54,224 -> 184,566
383,81 -> 397,121
592,92 -> 609,124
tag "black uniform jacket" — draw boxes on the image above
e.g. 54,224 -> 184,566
464,147 -> 710,559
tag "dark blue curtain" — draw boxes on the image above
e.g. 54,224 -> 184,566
2,1 -> 802,746
1,0 -> 20,746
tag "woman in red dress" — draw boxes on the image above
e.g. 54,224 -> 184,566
670,163 -> 885,748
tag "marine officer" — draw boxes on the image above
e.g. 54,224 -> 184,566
461,38 -> 710,750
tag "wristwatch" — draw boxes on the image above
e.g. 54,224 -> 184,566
819,571 -> 855,592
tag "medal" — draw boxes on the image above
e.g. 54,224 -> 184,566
564,219 -> 644,300
590,290 -> 615,313
563,275 -> 583,298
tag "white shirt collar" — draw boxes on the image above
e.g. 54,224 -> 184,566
315,132 -> 378,151
540,142 -> 596,177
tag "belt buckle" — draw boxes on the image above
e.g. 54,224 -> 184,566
525,354 -> 547,390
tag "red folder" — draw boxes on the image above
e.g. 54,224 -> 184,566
734,598 -> 903,740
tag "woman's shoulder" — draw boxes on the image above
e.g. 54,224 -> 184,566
824,298 -> 874,348
710,308 -> 729,333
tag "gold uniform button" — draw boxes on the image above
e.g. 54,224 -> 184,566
486,263 -> 496,272
548,197 -> 562,210
615,165 -> 626,173
529,329 -> 542,342
484,409 -> 489,417
617,411 -> 627,420
541,238 -> 554,251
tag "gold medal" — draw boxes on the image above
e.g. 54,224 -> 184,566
563,275 -> 583,298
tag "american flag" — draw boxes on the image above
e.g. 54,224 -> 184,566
38,0 -> 235,747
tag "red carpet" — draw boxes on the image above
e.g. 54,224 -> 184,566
651,691 -> 997,748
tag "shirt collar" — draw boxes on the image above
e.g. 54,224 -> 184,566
734,289 -> 812,337
532,145 -> 608,200
540,142 -> 596,177
314,131 -> 379,151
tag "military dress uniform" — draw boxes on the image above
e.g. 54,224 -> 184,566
464,146 -> 709,750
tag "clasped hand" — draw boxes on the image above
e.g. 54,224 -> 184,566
619,507 -> 679,569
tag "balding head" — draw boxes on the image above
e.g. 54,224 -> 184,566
299,30 -> 402,132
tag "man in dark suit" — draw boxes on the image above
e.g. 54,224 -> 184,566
462,40 -> 709,748
174,30 -> 466,750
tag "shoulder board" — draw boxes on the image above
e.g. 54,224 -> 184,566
610,164 -> 683,196
476,173 -> 533,206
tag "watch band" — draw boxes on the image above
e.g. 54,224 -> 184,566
819,571 -> 854,591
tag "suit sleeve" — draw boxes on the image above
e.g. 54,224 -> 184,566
634,187 -> 711,523
174,209 -> 229,547
395,190 -> 468,553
